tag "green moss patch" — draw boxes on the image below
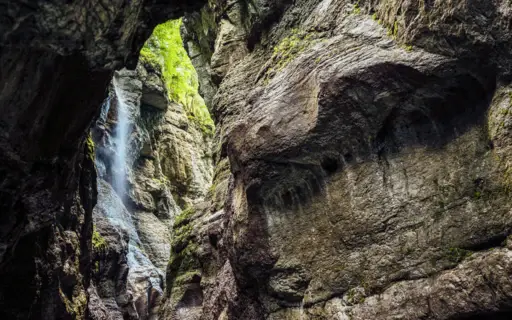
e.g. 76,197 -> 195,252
92,226 -> 106,252
174,207 -> 195,228
446,247 -> 472,263
86,133 -> 95,161
140,19 -> 214,136
167,213 -> 201,295
263,28 -> 321,83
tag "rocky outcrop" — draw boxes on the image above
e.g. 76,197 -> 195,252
162,0 -> 512,319
0,1 -> 205,319
88,214 -> 134,320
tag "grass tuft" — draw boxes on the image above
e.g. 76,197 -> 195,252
140,19 -> 214,137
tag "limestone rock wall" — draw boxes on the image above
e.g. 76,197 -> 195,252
163,0 -> 512,319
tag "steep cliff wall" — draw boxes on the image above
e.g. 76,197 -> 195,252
162,0 -> 512,319
0,1 -> 205,319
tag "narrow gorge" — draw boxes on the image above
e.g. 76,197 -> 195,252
2,1 -> 512,320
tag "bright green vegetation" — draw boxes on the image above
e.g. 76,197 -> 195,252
352,2 -> 361,14
86,133 -> 95,161
152,176 -> 168,186
272,29 -> 316,70
140,19 -> 214,136
174,206 -> 195,227
371,13 -> 380,23
92,226 -> 107,251
403,44 -> 413,51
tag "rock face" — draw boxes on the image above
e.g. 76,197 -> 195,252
0,1 -> 205,319
161,0 -> 512,319
3,0 -> 512,319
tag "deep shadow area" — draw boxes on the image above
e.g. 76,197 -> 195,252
374,72 -> 492,155
451,310 -> 512,320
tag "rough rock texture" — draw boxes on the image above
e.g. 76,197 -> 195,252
88,214 -> 134,320
0,1 -> 205,319
161,0 -> 512,319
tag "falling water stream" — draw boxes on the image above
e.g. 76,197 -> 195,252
112,78 -> 129,196
112,75 -> 163,281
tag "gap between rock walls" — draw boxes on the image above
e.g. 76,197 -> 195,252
88,18 -> 215,319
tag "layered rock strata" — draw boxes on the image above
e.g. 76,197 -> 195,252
162,0 -> 512,319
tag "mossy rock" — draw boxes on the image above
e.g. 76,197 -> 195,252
92,226 -> 107,252
263,28 -> 322,83
445,247 -> 472,263
86,133 -> 95,161
140,19 -> 214,137
174,206 -> 195,228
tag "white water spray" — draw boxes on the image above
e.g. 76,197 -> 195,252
112,77 -> 130,197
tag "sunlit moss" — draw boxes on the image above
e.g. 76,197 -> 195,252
263,28 -> 320,83
86,133 -> 95,161
140,19 -> 214,136
92,226 -> 106,252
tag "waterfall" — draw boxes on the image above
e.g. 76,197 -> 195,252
93,70 -> 165,318
111,71 -> 164,281
112,76 -> 129,196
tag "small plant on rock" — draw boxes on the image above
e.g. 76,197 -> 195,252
92,226 -> 107,252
